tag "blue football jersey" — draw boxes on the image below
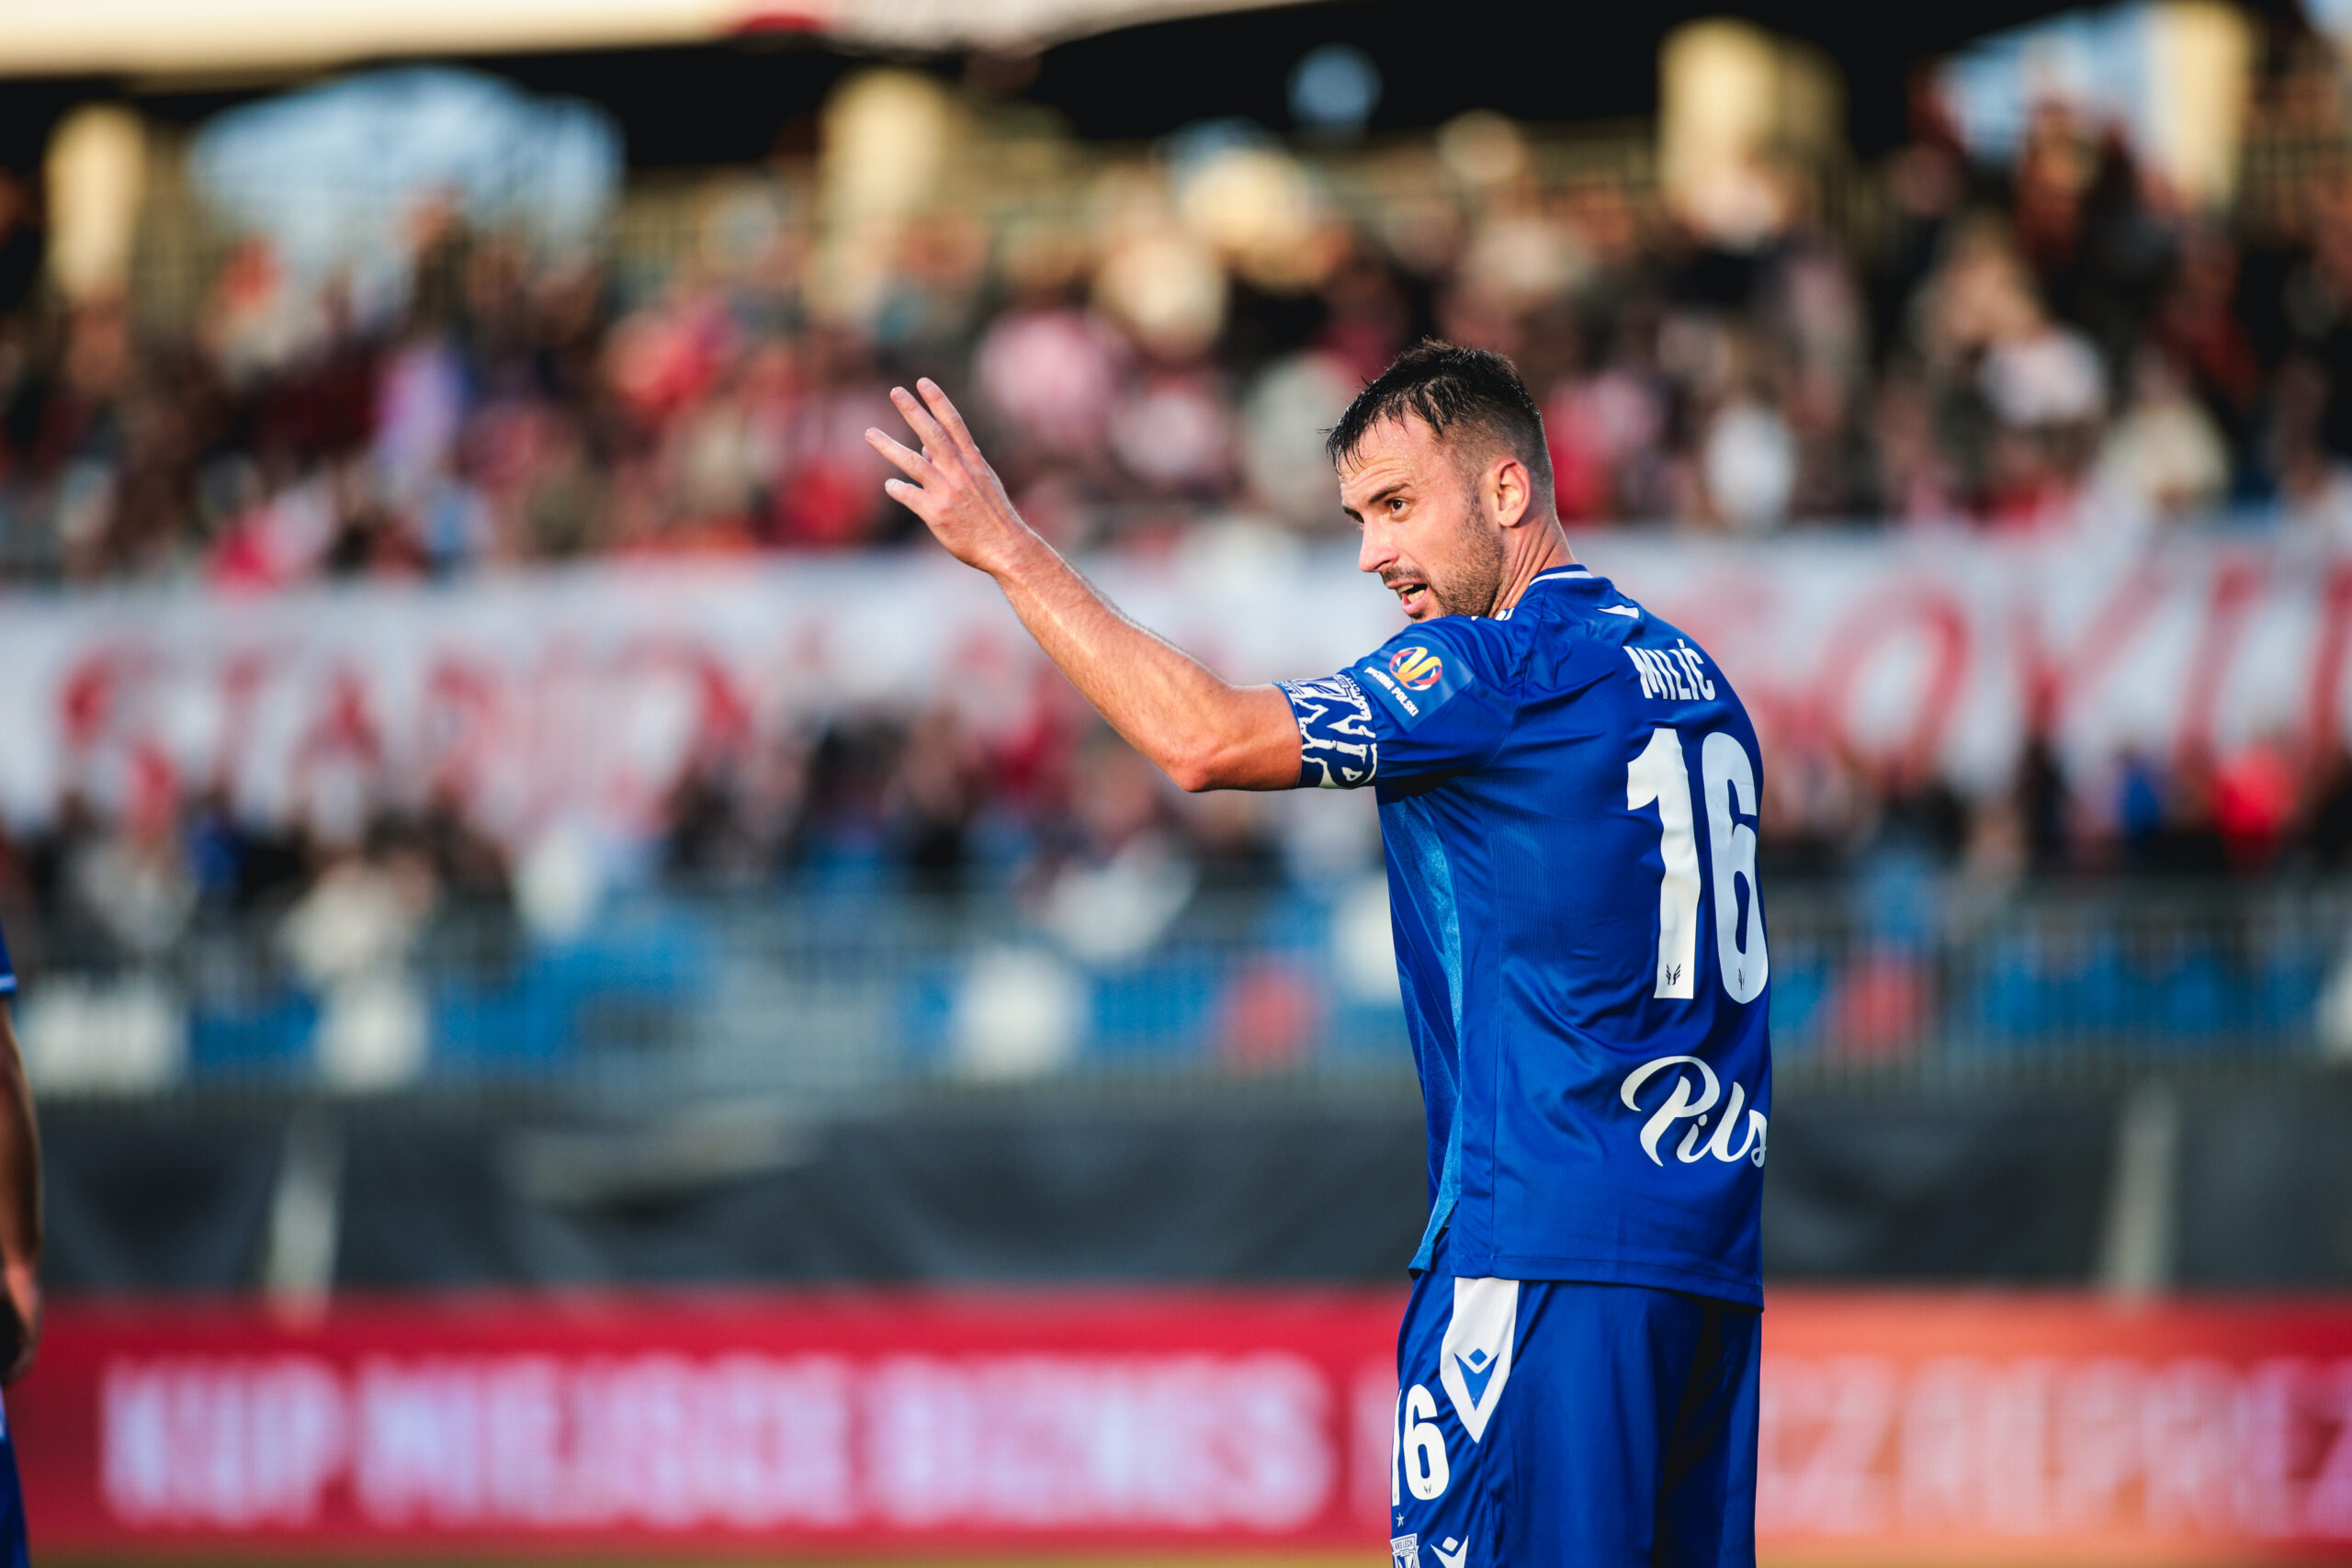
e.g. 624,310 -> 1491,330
1281,564 -> 1770,1306
0,921 -> 12,996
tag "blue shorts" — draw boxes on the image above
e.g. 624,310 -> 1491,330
0,1393 -> 24,1568
1388,1244 -> 1759,1568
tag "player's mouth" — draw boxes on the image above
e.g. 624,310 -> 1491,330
1389,577 -> 1430,613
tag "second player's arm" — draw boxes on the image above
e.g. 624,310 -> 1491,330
0,997 -> 40,1382
869,380 -> 1300,793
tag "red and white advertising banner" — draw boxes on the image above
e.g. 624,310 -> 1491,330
11,1289 -> 2352,1562
11,528 -> 2352,842
1761,1292 -> 2352,1565
20,1290 -> 1406,1556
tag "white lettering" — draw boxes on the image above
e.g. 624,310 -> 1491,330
1703,1079 -> 1768,1166
1621,1054 -> 1766,1168
1620,1055 -> 1720,1165
104,1358 -> 345,1527
1624,648 -> 1663,698
1678,641 -> 1717,700
864,1353 -> 1330,1530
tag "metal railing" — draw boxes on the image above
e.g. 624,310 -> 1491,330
12,880 -> 2351,1103
1768,882 -> 2347,1084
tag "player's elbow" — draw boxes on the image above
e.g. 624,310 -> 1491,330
1163,748 -> 1223,794
1162,731 -> 1249,793
1160,687 -> 1297,793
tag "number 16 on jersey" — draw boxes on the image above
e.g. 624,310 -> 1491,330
1626,728 -> 1768,1004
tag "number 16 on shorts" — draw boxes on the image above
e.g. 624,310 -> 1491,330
1389,1382 -> 1470,1568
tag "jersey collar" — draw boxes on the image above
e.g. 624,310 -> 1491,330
1496,564 -> 1595,620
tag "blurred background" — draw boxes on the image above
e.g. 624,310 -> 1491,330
4,0 -> 2352,1560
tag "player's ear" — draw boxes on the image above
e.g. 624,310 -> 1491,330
1490,456 -> 1533,529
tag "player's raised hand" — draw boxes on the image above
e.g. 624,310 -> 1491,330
866,379 -> 1037,577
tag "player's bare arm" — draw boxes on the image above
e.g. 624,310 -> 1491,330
868,378 -> 1299,792
0,998 -> 41,1383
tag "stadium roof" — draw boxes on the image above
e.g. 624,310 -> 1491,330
0,0 -> 2308,168
0,0 -> 1312,76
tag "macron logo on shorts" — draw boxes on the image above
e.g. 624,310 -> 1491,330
1439,1277 -> 1520,1443
1454,1347 -> 1498,1404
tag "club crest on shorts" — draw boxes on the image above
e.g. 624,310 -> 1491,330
1391,1532 -> 1420,1568
1439,1276 -> 1520,1443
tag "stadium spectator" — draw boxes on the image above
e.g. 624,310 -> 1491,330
11,47 -> 2352,970
11,49 -> 2352,576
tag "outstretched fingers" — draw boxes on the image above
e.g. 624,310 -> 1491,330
865,426 -> 933,484
866,429 -> 944,522
915,378 -> 984,463
889,385 -> 959,465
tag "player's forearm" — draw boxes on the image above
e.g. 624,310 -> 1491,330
867,379 -> 1297,790
0,1011 -> 40,1280
0,1005 -> 42,1381
989,534 -> 1294,791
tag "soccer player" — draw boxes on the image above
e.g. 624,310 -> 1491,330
0,919 -> 38,1568
868,341 -> 1768,1567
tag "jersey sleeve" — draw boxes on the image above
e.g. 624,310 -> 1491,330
0,919 -> 14,996
1276,618 -> 1518,789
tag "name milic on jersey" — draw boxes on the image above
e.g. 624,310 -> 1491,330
1624,641 -> 1716,704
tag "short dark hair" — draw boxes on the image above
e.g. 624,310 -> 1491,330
1325,340 -> 1554,503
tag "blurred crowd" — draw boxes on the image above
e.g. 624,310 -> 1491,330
13,678 -> 2352,996
0,688 -> 1361,978
10,33 -> 2352,986
12,42 -> 2352,581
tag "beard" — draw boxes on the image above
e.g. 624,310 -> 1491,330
1419,514 -> 1507,618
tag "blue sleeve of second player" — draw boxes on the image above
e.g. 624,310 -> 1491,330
0,919 -> 15,995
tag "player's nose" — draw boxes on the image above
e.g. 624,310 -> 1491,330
1357,526 -> 1396,576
